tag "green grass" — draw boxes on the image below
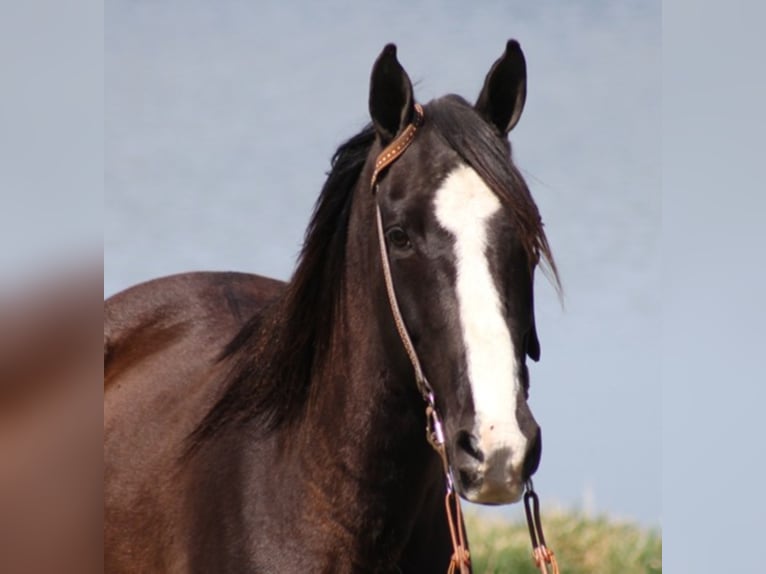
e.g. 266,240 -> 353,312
464,510 -> 661,574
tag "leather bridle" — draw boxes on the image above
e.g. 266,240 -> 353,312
370,103 -> 559,574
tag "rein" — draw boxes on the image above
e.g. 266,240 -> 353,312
370,103 -> 559,574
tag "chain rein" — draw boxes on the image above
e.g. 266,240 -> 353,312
371,103 -> 557,574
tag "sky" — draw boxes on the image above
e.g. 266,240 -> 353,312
105,0 -> 661,526
661,1 -> 766,569
0,2 -> 101,284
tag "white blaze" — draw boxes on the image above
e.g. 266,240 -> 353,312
433,164 -> 527,470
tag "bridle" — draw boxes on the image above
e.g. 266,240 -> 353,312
370,103 -> 560,574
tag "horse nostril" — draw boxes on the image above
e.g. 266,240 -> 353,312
459,467 -> 481,489
456,430 -> 484,463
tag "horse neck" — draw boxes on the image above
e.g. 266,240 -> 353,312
290,183 -> 445,564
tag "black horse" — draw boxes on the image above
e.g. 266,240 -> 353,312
104,40 -> 558,573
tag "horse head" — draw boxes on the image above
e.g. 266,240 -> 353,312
367,41 -> 556,505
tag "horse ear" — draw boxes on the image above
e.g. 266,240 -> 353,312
369,43 -> 415,143
475,39 -> 527,135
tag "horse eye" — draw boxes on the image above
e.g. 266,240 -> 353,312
386,226 -> 412,250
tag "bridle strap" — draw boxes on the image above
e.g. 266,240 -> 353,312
373,206 -> 432,399
370,103 -> 425,190
371,103 -> 470,574
371,103 -> 432,401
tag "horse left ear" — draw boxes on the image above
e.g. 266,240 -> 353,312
369,43 -> 415,144
475,39 -> 527,135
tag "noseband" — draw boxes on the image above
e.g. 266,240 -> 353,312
370,103 -> 559,574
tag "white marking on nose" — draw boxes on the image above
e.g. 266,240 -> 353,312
433,164 -> 527,470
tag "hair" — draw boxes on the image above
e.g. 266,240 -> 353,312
185,126 -> 376,455
426,95 -> 560,290
186,96 -> 559,455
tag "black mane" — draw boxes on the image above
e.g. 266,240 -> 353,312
186,125 -> 376,453
426,95 -> 559,286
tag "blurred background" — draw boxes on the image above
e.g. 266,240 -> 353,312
2,2 -> 102,571
105,0 -> 660,528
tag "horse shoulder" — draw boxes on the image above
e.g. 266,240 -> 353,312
104,271 -> 284,383
103,271 -> 284,573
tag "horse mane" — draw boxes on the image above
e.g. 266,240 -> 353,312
426,95 -> 560,291
186,125 -> 376,454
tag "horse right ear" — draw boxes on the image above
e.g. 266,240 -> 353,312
475,39 -> 527,135
369,44 -> 415,144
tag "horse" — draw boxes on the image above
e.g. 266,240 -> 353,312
104,40 -> 559,574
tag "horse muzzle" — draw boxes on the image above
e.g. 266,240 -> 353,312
452,424 -> 542,505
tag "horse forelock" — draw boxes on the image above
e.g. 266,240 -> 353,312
426,96 -> 560,293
